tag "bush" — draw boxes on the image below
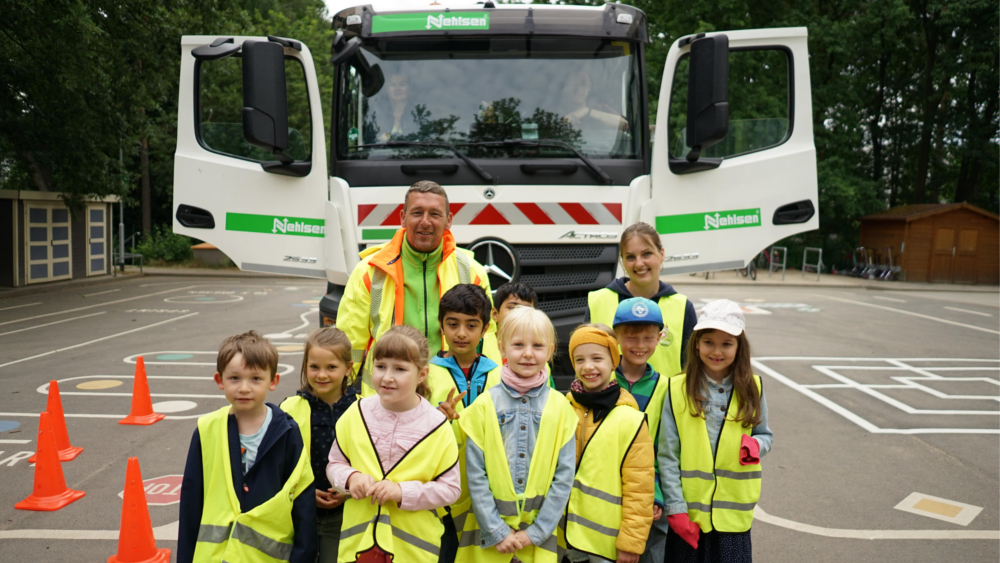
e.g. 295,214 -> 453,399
136,225 -> 193,263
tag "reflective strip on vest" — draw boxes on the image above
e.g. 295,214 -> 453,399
193,406 -> 311,563
336,403 -> 457,563
669,373 -> 763,533
455,388 -> 576,563
362,269 -> 388,394
587,288 -> 688,376
455,250 -> 472,284
563,404 -> 645,561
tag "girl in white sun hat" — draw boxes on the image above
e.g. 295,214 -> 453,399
657,299 -> 772,563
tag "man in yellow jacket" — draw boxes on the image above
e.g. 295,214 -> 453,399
337,181 -> 495,396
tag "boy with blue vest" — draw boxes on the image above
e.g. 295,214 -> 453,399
612,298 -> 671,563
178,331 -> 316,563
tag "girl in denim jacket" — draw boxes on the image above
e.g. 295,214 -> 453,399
457,307 -> 577,563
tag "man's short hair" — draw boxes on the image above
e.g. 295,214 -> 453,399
217,330 -> 279,379
494,283 -> 537,309
439,284 -> 492,325
404,180 -> 449,211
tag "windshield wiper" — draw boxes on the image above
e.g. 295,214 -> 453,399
354,141 -> 493,183
459,139 -> 612,185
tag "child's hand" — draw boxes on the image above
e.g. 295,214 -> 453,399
653,505 -> 663,521
437,388 -> 467,421
315,488 -> 335,508
347,472 -> 375,500
369,480 -> 403,506
511,530 -> 532,547
617,551 -> 641,563
495,528 -> 522,553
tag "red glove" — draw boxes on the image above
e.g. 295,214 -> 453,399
667,513 -> 700,550
740,434 -> 760,465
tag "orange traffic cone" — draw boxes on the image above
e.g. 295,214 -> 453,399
119,357 -> 165,426
28,380 -> 82,463
15,412 -> 85,511
107,457 -> 171,563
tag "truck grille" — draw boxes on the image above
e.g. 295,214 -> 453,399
517,245 -> 606,261
511,244 -> 618,319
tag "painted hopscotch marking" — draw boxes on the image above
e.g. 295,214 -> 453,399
752,357 -> 1000,434
894,493 -> 984,526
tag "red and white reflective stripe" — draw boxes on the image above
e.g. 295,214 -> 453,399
358,203 -> 622,226
358,204 -> 404,226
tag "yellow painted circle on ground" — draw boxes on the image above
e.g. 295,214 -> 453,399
76,379 -> 124,390
276,345 -> 304,352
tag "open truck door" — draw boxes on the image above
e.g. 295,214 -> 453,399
644,27 -> 818,274
173,35 -> 356,281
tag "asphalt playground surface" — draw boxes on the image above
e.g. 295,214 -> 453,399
0,275 -> 997,562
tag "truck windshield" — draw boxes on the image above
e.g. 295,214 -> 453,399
336,37 -> 641,161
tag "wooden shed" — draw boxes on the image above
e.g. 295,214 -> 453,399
0,190 -> 117,287
859,203 -> 999,284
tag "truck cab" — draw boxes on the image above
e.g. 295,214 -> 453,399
172,2 -> 818,377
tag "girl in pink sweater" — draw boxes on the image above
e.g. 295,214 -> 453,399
327,326 -> 460,563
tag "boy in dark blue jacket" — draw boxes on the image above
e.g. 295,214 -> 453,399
178,330 -> 316,563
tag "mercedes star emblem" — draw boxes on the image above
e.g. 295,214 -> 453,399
469,238 -> 518,287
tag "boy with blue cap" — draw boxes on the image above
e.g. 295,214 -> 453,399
613,297 -> 671,563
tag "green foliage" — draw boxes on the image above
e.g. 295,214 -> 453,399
1,0 -> 996,271
136,225 -> 193,262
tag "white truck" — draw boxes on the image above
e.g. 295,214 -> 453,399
172,1 -> 818,374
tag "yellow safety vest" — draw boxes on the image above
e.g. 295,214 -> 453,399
338,229 -> 494,398
668,373 -> 762,533
279,396 -> 311,455
193,406 -> 313,563
587,289 -> 688,376
427,361 -> 503,526
456,388 -> 577,563
562,405 -> 646,561
480,332 -> 502,367
336,402 -> 459,563
635,373 -> 669,445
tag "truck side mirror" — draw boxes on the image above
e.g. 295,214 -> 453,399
685,34 -> 729,162
331,36 -> 362,67
242,40 -> 291,161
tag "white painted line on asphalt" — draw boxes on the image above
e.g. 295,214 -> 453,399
0,302 -> 41,312
894,492 -> 983,526
872,295 -> 907,303
118,354 -> 296,376
0,312 -> 107,337
0,520 -> 178,541
0,439 -> 31,444
0,313 -> 199,370
83,288 -> 120,297
0,285 -> 199,327
264,308 -> 318,339
809,294 -> 1000,335
944,306 -> 993,317
753,505 -> 999,540
752,359 -> 1000,434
